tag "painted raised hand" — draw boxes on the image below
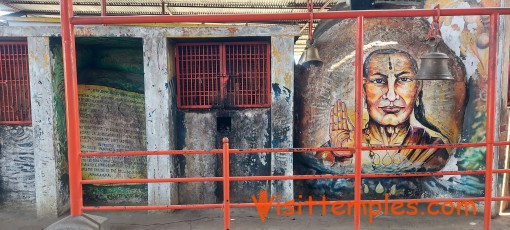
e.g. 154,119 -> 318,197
329,100 -> 355,159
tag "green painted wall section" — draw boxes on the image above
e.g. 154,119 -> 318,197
49,41 -> 70,213
49,38 -> 146,205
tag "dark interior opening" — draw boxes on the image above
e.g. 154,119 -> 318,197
217,116 -> 232,132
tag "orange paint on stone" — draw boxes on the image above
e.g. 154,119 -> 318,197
228,27 -> 239,34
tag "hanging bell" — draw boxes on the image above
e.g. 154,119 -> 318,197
297,48 -> 306,65
300,40 -> 323,68
415,37 -> 454,80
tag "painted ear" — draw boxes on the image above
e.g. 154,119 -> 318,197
362,79 -> 367,95
416,79 -> 423,94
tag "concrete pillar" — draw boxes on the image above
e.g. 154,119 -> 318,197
178,112 -> 217,204
29,37 -> 68,217
143,34 -> 178,207
270,36 -> 294,201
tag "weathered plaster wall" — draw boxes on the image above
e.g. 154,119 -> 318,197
143,34 -> 178,208
0,24 -> 299,212
0,125 -> 35,208
177,112 -> 217,204
228,110 -> 272,203
176,109 -> 271,203
270,36 -> 295,201
30,37 -> 69,217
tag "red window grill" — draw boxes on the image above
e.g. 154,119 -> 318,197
176,42 -> 270,109
0,42 -> 31,124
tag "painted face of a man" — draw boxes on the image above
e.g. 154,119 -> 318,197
364,52 -> 421,126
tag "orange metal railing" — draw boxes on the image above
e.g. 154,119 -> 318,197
58,1 -> 510,229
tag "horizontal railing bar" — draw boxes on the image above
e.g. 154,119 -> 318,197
80,141 -> 510,157
81,177 -> 224,184
82,204 -> 223,211
81,170 -> 499,185
361,170 -> 486,178
230,147 -> 354,153
0,121 -> 32,125
230,171 -> 487,181
82,196 -> 510,211
70,8 -> 510,25
493,141 -> 510,146
231,143 -> 489,153
0,41 -> 28,45
360,142 -> 487,151
230,174 -> 355,181
230,197 -> 486,208
493,169 -> 510,173
80,149 -> 223,157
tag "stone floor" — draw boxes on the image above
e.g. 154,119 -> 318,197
2,205 -> 510,229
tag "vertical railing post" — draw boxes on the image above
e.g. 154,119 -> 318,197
354,15 -> 364,230
484,12 -> 499,230
223,137 -> 231,230
60,0 -> 83,216
101,0 -> 107,17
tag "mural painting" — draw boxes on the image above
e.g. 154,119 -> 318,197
295,17 -> 469,200
295,0 -> 506,202
317,48 -> 449,173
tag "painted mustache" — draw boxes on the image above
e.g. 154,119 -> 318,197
377,99 -> 406,113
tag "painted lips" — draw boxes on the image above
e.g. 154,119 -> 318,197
380,106 -> 403,113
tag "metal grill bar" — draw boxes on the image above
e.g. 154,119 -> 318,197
225,42 -> 270,108
176,42 -> 270,109
176,43 -> 222,108
0,41 -> 31,125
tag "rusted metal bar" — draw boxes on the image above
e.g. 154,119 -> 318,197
354,15 -> 364,230
80,170 -> 492,186
223,138 -> 231,230
60,0 -> 83,216
231,142 -> 490,153
307,0 -> 313,41
83,204 -> 223,211
361,170 -> 486,178
484,12 -> 499,230
81,141 -> 510,157
230,174 -> 354,181
80,149 -> 222,157
70,8 -> 510,25
81,177 -> 224,184
229,197 -> 486,208
493,169 -> 510,173
101,0 -> 106,17
492,141 -> 510,146
83,197 -> 490,212
0,121 -> 32,125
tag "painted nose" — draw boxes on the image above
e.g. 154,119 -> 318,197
383,77 -> 399,102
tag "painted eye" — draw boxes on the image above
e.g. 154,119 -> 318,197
371,79 -> 385,84
399,77 -> 412,82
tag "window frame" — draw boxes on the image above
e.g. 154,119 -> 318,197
0,41 -> 31,125
175,41 -> 271,109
